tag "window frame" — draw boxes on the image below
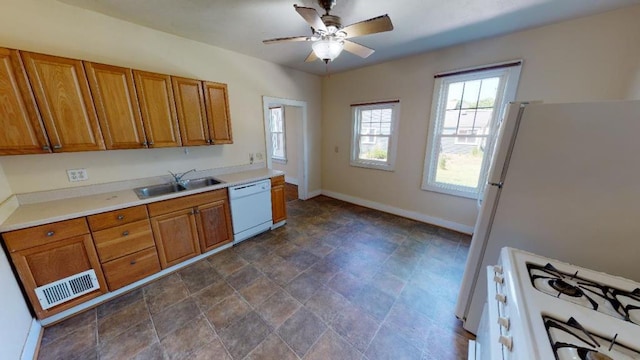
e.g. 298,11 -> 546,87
350,101 -> 400,171
421,62 -> 522,199
269,106 -> 286,163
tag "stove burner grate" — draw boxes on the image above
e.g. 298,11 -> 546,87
528,263 -> 640,326
544,316 -> 640,360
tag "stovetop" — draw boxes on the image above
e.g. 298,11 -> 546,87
500,248 -> 640,360
528,263 -> 640,325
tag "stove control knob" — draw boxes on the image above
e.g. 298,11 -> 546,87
498,316 -> 510,330
494,275 -> 504,284
499,335 -> 513,351
493,265 -> 503,274
495,293 -> 507,304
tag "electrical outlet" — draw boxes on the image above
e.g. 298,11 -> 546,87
67,168 -> 88,182
255,152 -> 263,160
249,153 -> 254,164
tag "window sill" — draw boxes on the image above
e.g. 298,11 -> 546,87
421,183 -> 479,200
272,158 -> 287,165
350,160 -> 394,172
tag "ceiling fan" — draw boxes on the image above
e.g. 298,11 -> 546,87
263,0 -> 394,64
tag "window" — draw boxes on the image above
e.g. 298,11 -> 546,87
269,107 -> 286,162
351,101 -> 400,171
422,61 -> 522,198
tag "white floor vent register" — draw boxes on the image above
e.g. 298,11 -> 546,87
34,269 -> 100,310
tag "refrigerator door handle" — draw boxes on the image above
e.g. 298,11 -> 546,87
488,181 -> 503,188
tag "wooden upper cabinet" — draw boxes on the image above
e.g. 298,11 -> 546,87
0,48 -> 50,155
203,81 -> 233,144
84,62 -> 147,149
20,51 -> 105,152
133,70 -> 181,148
172,76 -> 209,146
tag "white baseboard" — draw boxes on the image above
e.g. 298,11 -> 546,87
320,190 -> 473,234
284,176 -> 298,186
306,189 -> 322,199
21,319 -> 42,360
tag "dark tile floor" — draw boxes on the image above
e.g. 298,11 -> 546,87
37,196 -> 474,360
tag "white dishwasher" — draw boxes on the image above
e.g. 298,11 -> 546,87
228,179 -> 273,244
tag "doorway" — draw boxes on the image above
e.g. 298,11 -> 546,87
262,96 -> 309,200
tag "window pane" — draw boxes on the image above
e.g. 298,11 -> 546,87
358,136 -> 389,161
478,77 -> 499,108
435,137 -> 484,188
461,80 -> 481,109
443,110 -> 460,132
446,82 -> 464,110
473,109 -> 493,134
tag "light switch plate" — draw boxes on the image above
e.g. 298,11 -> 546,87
67,169 -> 88,182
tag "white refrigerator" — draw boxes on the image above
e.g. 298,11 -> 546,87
455,100 -> 640,334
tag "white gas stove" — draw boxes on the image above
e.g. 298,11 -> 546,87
470,247 -> 640,360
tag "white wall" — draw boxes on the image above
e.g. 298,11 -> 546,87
272,106 -> 301,184
0,0 -> 322,194
322,5 -> 640,231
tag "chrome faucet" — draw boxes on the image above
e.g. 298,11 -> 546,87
169,169 -> 196,186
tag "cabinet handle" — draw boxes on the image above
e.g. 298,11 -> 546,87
206,139 -> 212,144
117,215 -> 125,220
190,209 -> 195,215
142,141 -> 148,147
53,144 -> 62,150
130,260 -> 137,265
148,141 -> 154,146
46,231 -> 55,237
122,231 -> 129,236
194,209 -> 200,214
42,145 -> 51,151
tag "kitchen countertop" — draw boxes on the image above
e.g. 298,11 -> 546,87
0,168 -> 283,233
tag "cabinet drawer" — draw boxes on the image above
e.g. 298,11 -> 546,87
87,205 -> 148,231
102,247 -> 161,291
271,175 -> 285,187
93,219 -> 155,263
3,218 -> 89,252
147,188 -> 227,217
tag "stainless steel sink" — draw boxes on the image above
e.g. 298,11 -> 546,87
134,177 -> 223,199
183,177 -> 223,190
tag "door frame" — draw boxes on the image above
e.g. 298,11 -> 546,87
262,96 -> 309,200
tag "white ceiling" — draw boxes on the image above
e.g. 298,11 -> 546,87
58,0 -> 640,75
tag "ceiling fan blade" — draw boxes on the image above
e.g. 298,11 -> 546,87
263,36 -> 310,44
343,40 -> 375,58
294,5 -> 327,33
305,51 -> 318,63
342,14 -> 393,38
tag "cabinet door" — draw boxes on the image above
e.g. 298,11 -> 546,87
203,81 -> 233,144
271,176 -> 287,223
9,234 -> 108,319
133,70 -> 181,148
85,62 -> 147,149
172,76 -> 209,146
0,47 -> 50,154
196,200 -> 233,252
150,208 -> 201,268
21,51 -> 105,152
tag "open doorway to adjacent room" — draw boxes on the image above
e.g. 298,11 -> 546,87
262,96 -> 309,200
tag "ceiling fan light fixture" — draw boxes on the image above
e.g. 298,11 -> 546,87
312,37 -> 343,63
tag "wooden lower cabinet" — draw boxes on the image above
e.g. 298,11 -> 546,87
196,199 -> 233,252
271,175 -> 287,224
148,189 -> 233,268
5,230 -> 107,319
101,247 -> 160,290
151,208 -> 201,268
